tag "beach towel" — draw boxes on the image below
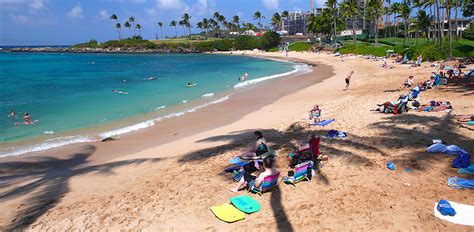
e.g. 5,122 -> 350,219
448,176 -> 474,189
433,200 -> 474,226
427,143 -> 470,156
468,121 -> 474,125
229,157 -> 247,166
315,119 -> 335,127
453,152 -> 471,168
458,164 -> 474,174
327,129 -> 347,138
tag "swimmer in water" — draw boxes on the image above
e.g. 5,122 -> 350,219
24,112 -> 32,124
8,108 -> 16,117
148,76 -> 157,81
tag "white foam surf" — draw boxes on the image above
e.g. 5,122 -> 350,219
233,64 -> 312,89
99,95 -> 230,138
201,93 -> 214,98
0,136 -> 96,158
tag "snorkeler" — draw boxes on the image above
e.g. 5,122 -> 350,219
8,108 -> 16,117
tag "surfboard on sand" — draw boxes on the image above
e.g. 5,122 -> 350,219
230,195 -> 261,214
210,203 -> 245,223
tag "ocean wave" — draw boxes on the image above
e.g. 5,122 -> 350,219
0,136 -> 96,158
44,130 -> 55,134
233,64 -> 312,89
99,95 -> 230,139
155,105 -> 166,110
201,93 -> 214,98
182,100 -> 188,103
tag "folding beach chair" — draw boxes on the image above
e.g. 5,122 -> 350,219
283,161 -> 312,187
249,172 -> 280,196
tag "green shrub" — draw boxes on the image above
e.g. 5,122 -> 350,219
404,44 -> 448,61
233,35 -> 260,50
337,44 -> 389,57
260,31 -> 281,50
74,39 -> 98,48
268,47 -> 279,52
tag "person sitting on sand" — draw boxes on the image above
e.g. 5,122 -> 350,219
344,71 -> 354,91
308,105 -> 322,124
230,155 -> 278,192
8,108 -> 16,117
401,76 -> 415,89
418,101 -> 452,112
235,131 -> 268,160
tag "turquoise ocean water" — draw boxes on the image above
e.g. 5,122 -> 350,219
0,53 -> 306,157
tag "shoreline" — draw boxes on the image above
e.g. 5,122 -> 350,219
0,56 -> 330,165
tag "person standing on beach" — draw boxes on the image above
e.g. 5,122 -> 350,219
344,71 -> 354,91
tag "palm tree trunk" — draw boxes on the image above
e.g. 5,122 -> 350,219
175,27 -> 177,37
375,17 -> 378,46
160,27 -> 163,39
435,0 -> 443,48
454,0 -> 458,41
447,5 -> 452,56
352,17 -> 356,45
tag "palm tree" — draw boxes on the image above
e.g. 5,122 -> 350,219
416,9 -> 432,42
197,21 -> 204,33
385,0 -> 391,38
124,21 -> 131,38
232,15 -> 240,31
391,2 -> 400,43
110,14 -> 121,40
135,24 -> 142,38
398,1 -> 411,46
213,12 -> 221,37
367,0 -> 384,46
340,0 -> 360,44
158,22 -> 163,39
253,11 -> 265,29
445,0 -> 454,56
178,20 -> 186,36
170,20 -> 177,37
218,15 -> 226,30
129,16 -> 136,36
326,0 -> 338,46
182,13 -> 191,36
271,13 -> 281,30
202,18 -> 209,34
115,23 -> 122,40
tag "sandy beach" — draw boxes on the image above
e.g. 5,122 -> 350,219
1,51 -> 473,231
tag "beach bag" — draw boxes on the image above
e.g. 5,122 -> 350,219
452,151 -> 471,168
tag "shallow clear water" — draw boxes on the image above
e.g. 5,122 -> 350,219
0,53 -> 294,146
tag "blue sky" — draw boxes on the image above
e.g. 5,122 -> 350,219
0,0 -> 327,45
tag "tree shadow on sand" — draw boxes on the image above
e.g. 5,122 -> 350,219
0,145 -> 163,231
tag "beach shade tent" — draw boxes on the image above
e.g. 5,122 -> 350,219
249,172 -> 280,196
283,161 -> 312,187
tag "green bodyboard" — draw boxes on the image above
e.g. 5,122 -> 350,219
230,195 -> 261,214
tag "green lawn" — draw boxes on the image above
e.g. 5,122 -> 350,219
288,42 -> 312,51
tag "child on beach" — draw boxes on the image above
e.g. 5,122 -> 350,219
344,71 -> 354,91
308,105 -> 321,124
230,155 -> 278,192
401,76 -> 415,89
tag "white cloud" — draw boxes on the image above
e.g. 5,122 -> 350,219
192,0 -> 214,16
156,0 -> 186,10
262,0 -> 279,10
10,14 -> 29,23
67,4 -> 84,18
99,10 -> 108,19
29,0 -> 44,10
